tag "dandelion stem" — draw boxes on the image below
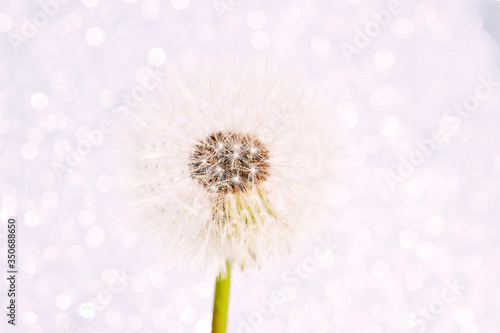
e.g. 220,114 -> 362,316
211,261 -> 231,333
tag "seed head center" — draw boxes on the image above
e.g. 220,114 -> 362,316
189,131 -> 270,193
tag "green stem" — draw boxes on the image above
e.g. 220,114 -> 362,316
211,261 -> 231,333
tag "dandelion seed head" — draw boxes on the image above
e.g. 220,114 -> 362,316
189,131 -> 270,194
120,57 -> 343,275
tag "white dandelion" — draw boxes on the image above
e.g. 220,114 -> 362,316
123,59 -> 340,277
121,58 -> 341,332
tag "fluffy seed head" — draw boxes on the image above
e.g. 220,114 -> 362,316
189,131 -> 270,194
121,58 -> 340,275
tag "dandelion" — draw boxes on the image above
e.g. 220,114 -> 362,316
124,58 -> 339,332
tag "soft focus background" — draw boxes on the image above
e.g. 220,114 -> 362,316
1,0 -> 500,332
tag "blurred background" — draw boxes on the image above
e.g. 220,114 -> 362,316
1,0 -> 500,332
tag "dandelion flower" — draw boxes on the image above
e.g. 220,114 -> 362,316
124,59 -> 339,277
122,58 -> 340,332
